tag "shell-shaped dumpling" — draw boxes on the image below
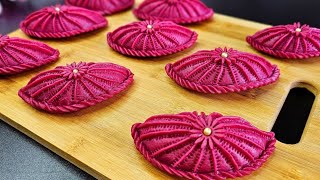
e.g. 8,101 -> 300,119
247,22 -> 320,59
20,5 -> 108,38
0,34 -> 59,75
107,20 -> 198,57
65,0 -> 134,15
165,47 -> 280,94
18,62 -> 134,113
133,0 -> 213,24
132,111 -> 276,180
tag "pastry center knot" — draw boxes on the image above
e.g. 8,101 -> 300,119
290,22 -> 309,37
62,62 -> 89,80
213,48 -> 237,64
143,21 -> 157,34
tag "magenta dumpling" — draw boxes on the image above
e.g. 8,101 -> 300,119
107,20 -> 198,57
0,34 -> 59,75
166,47 -> 280,94
133,0 -> 214,24
247,22 -> 320,59
65,0 -> 134,15
20,5 -> 107,38
19,62 -> 134,113
132,111 -> 276,180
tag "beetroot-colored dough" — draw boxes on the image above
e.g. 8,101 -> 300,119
133,0 -> 214,24
19,62 -> 134,113
107,20 -> 198,57
165,47 -> 280,94
0,34 -> 59,75
247,22 -> 320,59
20,5 -> 107,38
65,0 -> 134,15
132,111 -> 276,180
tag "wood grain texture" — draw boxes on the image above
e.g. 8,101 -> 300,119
2,1 -> 320,179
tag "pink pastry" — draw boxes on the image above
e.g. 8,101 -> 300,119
0,34 -> 59,75
247,22 -> 320,59
19,62 -> 133,113
133,0 -> 214,24
20,5 -> 107,38
65,0 -> 134,15
107,20 -> 197,57
132,111 -> 276,180
166,47 -> 280,94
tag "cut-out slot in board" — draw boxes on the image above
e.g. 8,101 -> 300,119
272,83 -> 316,144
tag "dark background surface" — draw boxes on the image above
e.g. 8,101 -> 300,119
0,0 -> 316,179
1,0 -> 320,34
0,121 -> 95,180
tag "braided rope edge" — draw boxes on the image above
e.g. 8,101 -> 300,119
133,9 -> 214,24
20,20 -> 107,39
246,36 -> 320,59
18,73 -> 134,113
165,64 -> 280,94
0,50 -> 60,75
131,123 -> 276,180
107,32 -> 198,57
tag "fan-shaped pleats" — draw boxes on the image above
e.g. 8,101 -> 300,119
132,111 -> 276,179
0,35 -> 59,75
20,5 -> 107,38
166,48 -> 280,94
65,0 -> 134,15
18,62 -> 134,113
134,0 -> 214,24
107,20 -> 197,57
247,22 -> 320,59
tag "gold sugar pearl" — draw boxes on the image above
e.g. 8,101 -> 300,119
55,7 -> 60,12
221,52 -> 228,58
147,24 -> 153,29
203,127 -> 212,136
73,69 -> 79,74
295,28 -> 302,33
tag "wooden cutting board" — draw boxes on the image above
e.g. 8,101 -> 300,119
2,2 -> 320,179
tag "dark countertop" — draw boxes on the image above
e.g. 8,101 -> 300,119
0,0 -> 317,179
0,121 -> 95,180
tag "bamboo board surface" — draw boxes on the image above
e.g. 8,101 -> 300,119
2,1 -> 320,179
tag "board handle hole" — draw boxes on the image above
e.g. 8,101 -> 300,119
271,82 -> 316,144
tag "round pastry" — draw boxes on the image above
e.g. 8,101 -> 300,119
0,34 -> 59,75
65,0 -> 134,15
20,5 -> 107,38
132,111 -> 276,180
19,62 -> 133,113
107,20 -> 198,57
133,0 -> 214,24
247,22 -> 320,59
166,47 -> 280,94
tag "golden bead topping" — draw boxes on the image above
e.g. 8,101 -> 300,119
72,69 -> 79,74
221,52 -> 228,58
203,127 -> 212,136
295,28 -> 302,32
